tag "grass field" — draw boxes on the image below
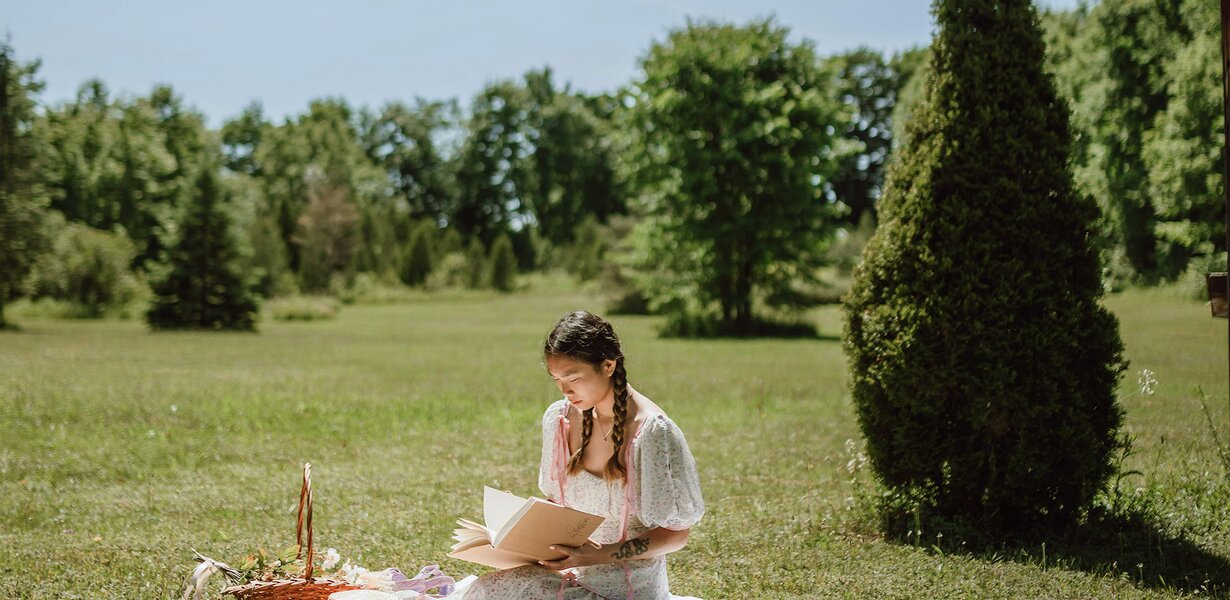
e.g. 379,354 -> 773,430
0,286 -> 1227,599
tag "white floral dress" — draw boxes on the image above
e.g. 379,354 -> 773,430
459,399 -> 705,600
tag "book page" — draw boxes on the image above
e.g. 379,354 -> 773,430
483,486 -> 528,533
493,499 -> 603,560
446,544 -> 543,571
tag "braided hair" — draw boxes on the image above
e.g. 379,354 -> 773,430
544,310 -> 629,481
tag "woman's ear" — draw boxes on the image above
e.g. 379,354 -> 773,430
603,359 -> 616,378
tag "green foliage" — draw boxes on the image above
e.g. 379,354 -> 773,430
358,99 -> 460,224
146,168 -> 260,331
266,295 -> 340,321
292,179 -> 361,294
520,68 -> 626,245
453,81 -> 532,245
245,213 -> 298,298
27,215 -> 144,317
486,233 -> 517,292
464,237 -> 486,289
1142,0 -> 1224,274
425,252 -> 470,290
235,544 -> 307,583
36,81 -> 211,268
249,99 -> 389,275
220,102 -> 267,177
888,46 -> 929,151
631,18 -> 844,335
1041,0 -> 1216,282
562,215 -> 606,281
843,0 -> 1126,531
402,219 -> 436,287
825,47 -> 900,224
0,41 -> 48,328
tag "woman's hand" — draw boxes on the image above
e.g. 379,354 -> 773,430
536,539 -> 608,570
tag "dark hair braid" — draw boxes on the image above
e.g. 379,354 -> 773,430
606,356 -> 629,479
569,409 -> 595,474
544,311 -> 630,481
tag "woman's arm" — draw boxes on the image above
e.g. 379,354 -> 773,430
537,527 -> 690,570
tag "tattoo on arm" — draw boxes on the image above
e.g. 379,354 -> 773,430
610,538 -> 650,560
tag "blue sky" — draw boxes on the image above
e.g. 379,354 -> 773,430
4,0 -> 1080,128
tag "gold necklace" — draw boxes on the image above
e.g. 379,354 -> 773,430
599,417 -> 615,441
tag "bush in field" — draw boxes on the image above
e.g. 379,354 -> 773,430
267,295 -> 339,321
465,237 -> 486,289
402,220 -> 435,287
843,0 -> 1126,532
28,215 -> 144,317
486,233 -> 518,292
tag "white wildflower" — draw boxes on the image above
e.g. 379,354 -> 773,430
339,561 -> 368,584
1137,369 -> 1156,396
321,547 -> 341,570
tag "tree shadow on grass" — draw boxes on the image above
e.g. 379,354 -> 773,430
897,509 -> 1230,597
657,313 -> 842,340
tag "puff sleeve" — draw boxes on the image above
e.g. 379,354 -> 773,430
635,415 -> 705,531
538,399 -> 568,501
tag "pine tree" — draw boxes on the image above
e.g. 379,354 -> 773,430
486,233 -> 517,292
147,168 -> 259,330
843,0 -> 1126,531
464,237 -> 486,289
402,220 -> 435,287
0,41 -> 48,329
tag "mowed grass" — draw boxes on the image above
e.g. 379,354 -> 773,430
0,287 -> 1227,599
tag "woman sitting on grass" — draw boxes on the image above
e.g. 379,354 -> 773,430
461,310 -> 705,600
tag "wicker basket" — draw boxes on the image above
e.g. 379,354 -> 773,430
221,463 -> 361,600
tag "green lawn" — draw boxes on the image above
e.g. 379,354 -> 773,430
0,287 -> 1226,599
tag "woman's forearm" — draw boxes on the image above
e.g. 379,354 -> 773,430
603,527 -> 689,563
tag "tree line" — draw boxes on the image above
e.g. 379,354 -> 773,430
0,0 -> 1223,331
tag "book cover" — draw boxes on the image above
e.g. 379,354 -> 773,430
448,487 -> 604,570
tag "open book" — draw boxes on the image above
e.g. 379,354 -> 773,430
447,486 -> 604,570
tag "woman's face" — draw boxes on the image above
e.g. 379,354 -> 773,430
545,355 -> 615,411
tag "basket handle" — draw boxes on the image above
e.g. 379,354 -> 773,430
295,462 -> 315,580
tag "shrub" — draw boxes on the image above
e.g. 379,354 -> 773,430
842,0 -> 1126,532
486,233 -> 518,292
402,220 -> 435,287
464,237 -> 486,289
266,295 -> 339,321
28,216 -> 144,318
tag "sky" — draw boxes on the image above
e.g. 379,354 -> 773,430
4,0 -> 1080,128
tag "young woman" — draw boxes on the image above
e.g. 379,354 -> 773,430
460,311 -> 705,600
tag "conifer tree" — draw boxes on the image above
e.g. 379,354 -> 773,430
402,220 -> 435,287
486,233 -> 517,292
147,168 -> 259,331
843,0 -> 1126,531
464,237 -> 486,289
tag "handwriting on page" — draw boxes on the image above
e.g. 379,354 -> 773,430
565,517 -> 592,538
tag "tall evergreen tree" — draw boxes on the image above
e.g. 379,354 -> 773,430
843,0 -> 1126,531
0,41 -> 48,329
402,219 -> 435,287
486,233 -> 517,292
146,167 -> 259,331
